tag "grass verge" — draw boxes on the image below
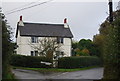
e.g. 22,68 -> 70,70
2,65 -> 18,81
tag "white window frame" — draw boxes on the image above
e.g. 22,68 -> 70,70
31,37 -> 38,43
57,37 -> 64,44
31,51 -> 38,56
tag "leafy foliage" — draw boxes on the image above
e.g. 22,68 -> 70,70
76,48 -> 90,56
1,10 -> 14,79
93,34 -> 104,59
103,14 -> 120,79
95,10 -> 120,79
58,56 -> 102,69
72,39 -> 100,56
10,54 -> 52,68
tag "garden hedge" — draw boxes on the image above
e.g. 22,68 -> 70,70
58,56 -> 102,69
10,54 -> 52,68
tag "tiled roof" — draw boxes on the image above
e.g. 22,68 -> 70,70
16,22 -> 73,38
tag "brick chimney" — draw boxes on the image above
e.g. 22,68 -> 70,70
64,18 -> 69,28
18,16 -> 24,26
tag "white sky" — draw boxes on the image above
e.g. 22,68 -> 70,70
1,0 -> 120,2
1,0 -> 119,41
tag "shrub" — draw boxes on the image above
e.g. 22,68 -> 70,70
10,54 -> 52,68
75,48 -> 90,56
76,51 -> 89,56
58,56 -> 102,69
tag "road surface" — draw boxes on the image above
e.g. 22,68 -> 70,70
12,68 -> 103,80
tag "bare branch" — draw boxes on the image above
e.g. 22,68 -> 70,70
28,37 -> 62,58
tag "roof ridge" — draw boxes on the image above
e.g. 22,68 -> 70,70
23,22 -> 64,26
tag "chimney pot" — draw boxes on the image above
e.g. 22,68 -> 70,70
64,18 -> 67,23
20,16 -> 22,21
64,18 -> 69,28
18,15 -> 24,26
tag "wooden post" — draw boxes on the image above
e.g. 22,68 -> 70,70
109,0 -> 113,22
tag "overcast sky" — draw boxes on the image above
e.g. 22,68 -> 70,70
1,0 -> 119,41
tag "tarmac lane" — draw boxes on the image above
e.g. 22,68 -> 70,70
12,67 -> 103,81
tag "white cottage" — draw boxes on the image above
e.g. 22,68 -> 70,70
16,16 -> 73,58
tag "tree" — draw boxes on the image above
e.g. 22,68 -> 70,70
93,34 -> 104,61
72,39 -> 100,56
76,48 -> 90,56
72,40 -> 78,49
78,39 -> 99,56
30,37 -> 62,60
78,39 -> 92,50
1,9 -> 14,79
82,48 -> 90,54
103,11 -> 120,79
72,40 -> 78,56
97,10 -> 120,79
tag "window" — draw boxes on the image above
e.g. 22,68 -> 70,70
61,52 -> 64,56
57,37 -> 64,44
31,37 -> 38,43
57,37 -> 60,43
31,51 -> 34,56
59,51 -> 64,57
35,51 -> 38,56
31,51 -> 38,56
61,38 -> 63,43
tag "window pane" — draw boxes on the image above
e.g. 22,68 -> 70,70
31,37 -> 38,43
31,51 -> 34,56
35,37 -> 38,43
35,51 -> 38,56
31,37 -> 34,43
61,38 -> 64,43
57,37 -> 64,44
61,52 -> 64,57
57,37 -> 60,43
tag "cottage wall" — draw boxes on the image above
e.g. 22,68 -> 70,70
16,31 -> 72,57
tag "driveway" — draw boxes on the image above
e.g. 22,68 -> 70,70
12,67 -> 103,80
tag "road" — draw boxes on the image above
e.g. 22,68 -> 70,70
12,67 -> 103,80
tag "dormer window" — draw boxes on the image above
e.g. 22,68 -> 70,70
31,37 -> 38,43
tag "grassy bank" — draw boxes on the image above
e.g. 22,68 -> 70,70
12,66 -> 101,73
2,65 -> 18,81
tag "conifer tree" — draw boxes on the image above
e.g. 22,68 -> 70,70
1,9 -> 14,79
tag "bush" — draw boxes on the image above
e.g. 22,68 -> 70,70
76,52 -> 89,56
58,56 -> 102,69
10,54 -> 52,68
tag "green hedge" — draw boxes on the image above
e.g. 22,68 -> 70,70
58,56 -> 102,69
10,54 -> 52,68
